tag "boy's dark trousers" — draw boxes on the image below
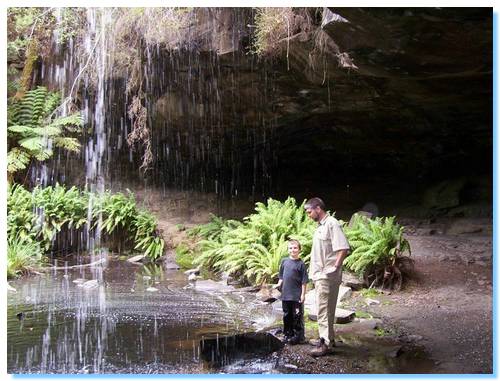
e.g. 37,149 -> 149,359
282,300 -> 305,340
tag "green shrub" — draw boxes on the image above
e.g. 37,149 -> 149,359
344,214 -> 413,290
7,235 -> 43,278
175,244 -> 195,269
7,184 -> 166,276
193,197 -> 315,285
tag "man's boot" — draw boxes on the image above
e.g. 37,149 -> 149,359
309,338 -> 332,357
309,338 -> 335,347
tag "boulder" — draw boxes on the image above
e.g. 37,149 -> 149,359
127,254 -> 146,263
78,279 -> 99,289
334,308 -> 356,324
304,285 -> 352,315
338,285 -> 352,302
305,287 -> 354,323
446,218 -> 491,235
163,249 -> 181,270
256,285 -> 281,303
348,211 -> 373,227
184,267 -> 201,275
308,307 -> 355,324
366,298 -> 380,306
194,279 -> 235,292
342,271 -> 365,290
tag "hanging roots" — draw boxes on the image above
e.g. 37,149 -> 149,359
127,95 -> 152,172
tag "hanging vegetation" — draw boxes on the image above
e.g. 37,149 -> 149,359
7,184 -> 165,277
344,214 -> 413,291
251,8 -> 315,57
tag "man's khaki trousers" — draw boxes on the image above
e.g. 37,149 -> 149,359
314,269 -> 342,347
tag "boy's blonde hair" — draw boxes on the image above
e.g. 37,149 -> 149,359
288,239 -> 301,250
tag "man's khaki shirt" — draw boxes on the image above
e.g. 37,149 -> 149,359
309,215 -> 350,281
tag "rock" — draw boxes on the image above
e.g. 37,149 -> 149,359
164,260 -> 181,270
446,218 -> 489,235
365,298 -> 380,306
304,289 -> 317,315
359,318 -> 382,330
307,308 -> 354,324
338,285 -> 352,302
78,279 -> 99,289
271,300 -> 284,313
256,285 -> 281,303
304,286 -> 352,316
163,249 -> 181,270
72,278 -> 87,284
334,308 -> 355,324
386,345 -> 403,358
146,287 -> 158,292
404,334 -> 424,343
342,271 -> 365,290
7,283 -> 16,292
194,279 -> 235,292
348,211 -> 373,227
188,273 -> 201,282
184,267 -> 201,276
234,286 -> 261,293
284,363 -> 298,370
361,202 -> 379,217
127,254 -> 146,263
422,178 -> 467,210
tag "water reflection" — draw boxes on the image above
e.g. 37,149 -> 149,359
7,258 -> 279,374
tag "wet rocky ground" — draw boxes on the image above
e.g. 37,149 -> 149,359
274,217 -> 493,374
101,188 -> 494,374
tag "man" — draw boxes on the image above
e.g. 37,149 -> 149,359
305,197 -> 350,357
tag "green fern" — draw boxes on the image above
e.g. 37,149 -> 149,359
344,214 -> 412,290
192,197 -> 315,285
8,184 -> 166,275
7,86 -> 84,175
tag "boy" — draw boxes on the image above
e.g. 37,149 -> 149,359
274,239 -> 308,344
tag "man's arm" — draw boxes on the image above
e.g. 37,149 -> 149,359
333,249 -> 349,271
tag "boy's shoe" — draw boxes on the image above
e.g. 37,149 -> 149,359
288,335 -> 304,345
282,335 -> 293,343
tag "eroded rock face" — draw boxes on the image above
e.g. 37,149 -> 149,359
31,8 -> 492,210
145,8 -> 491,203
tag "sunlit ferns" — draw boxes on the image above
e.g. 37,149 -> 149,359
192,197 -> 316,285
7,86 -> 83,176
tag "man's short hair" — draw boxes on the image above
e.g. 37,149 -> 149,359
305,197 -> 326,211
